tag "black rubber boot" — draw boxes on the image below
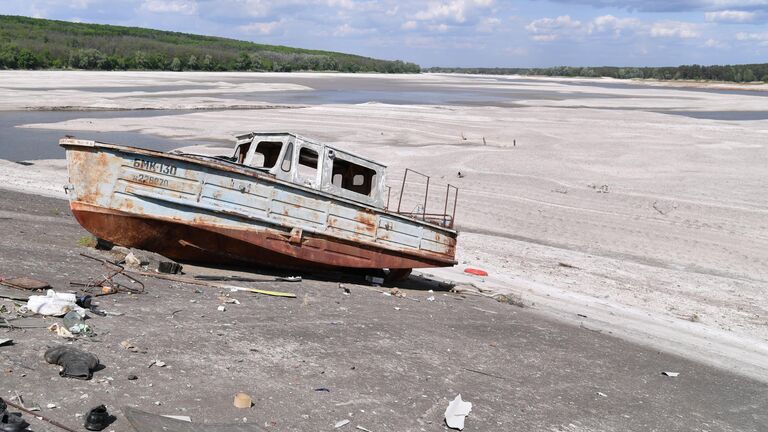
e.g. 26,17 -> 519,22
44,345 -> 100,380
0,399 -> 28,432
84,405 -> 110,431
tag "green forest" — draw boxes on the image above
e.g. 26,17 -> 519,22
425,64 -> 768,83
0,15 -> 420,73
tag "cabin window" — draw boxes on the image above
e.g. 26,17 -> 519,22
331,158 -> 376,196
297,147 -> 319,179
236,142 -> 251,164
251,141 -> 283,169
281,143 -> 293,172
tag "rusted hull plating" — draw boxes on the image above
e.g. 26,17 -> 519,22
62,140 -> 457,271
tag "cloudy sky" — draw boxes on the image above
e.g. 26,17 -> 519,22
1,0 -> 767,67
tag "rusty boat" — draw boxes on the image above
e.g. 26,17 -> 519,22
60,133 -> 458,278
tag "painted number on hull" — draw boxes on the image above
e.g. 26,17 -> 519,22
132,173 -> 169,187
133,158 -> 178,175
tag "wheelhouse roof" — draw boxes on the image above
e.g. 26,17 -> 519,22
235,132 -> 387,169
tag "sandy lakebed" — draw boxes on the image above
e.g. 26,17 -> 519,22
1,70 -> 767,382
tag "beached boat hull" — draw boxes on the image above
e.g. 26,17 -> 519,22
61,139 -> 457,272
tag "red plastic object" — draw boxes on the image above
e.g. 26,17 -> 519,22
464,268 -> 488,277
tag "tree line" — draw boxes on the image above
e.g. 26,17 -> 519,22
425,64 -> 768,83
0,15 -> 420,73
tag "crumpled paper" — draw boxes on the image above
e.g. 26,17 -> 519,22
444,394 -> 472,430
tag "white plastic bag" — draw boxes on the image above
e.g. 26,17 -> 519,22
26,290 -> 81,316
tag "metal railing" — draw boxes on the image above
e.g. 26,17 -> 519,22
385,168 -> 458,229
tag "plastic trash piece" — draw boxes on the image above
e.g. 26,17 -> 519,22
661,371 -> 679,377
444,394 -> 472,430
63,310 -> 93,336
464,268 -> 488,277
48,323 -> 74,338
27,290 -> 83,316
233,393 -> 252,409
334,419 -> 350,428
0,339 -> 12,347
44,345 -> 100,380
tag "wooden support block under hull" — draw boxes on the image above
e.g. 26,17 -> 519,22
70,202 -> 456,272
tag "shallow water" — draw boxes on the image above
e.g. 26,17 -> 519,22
2,75 -> 766,161
0,110 -> 216,161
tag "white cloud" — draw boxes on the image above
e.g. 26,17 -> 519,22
704,38 -> 728,47
413,0 -> 494,24
650,21 -> 700,38
401,20 -> 418,30
140,0 -> 198,15
326,0 -> 355,9
239,19 -> 285,35
477,16 -> 501,32
588,14 -> 642,35
428,23 -> 450,32
735,31 -> 768,44
705,10 -> 757,22
386,5 -> 399,16
333,23 -> 376,36
525,15 -> 582,41
526,14 -> 702,42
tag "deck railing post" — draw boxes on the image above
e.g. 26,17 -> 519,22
397,169 -> 409,213
423,176 -> 429,221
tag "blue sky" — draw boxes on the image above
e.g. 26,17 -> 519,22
1,0 -> 767,67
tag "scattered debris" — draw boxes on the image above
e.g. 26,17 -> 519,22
148,360 -> 166,368
120,340 -> 146,354
63,310 -> 93,336
597,392 -> 608,397
661,371 -> 680,377
162,415 -> 192,422
444,394 -> 472,430
493,293 -> 524,308
217,305 -> 226,312
158,261 -> 183,274
48,323 -> 74,338
5,397 -> 76,432
124,252 -> 143,268
0,277 -> 50,291
355,426 -> 372,432
195,275 -> 301,283
1,398 -> 32,432
127,375 -> 138,381
552,186 -> 569,194
0,338 -> 12,347
426,296 -> 435,301
334,419 -> 350,428
365,276 -> 384,286
129,271 -> 296,298
26,290 -> 84,316
461,367 -> 507,380
44,345 -> 100,380
84,405 -> 111,431
233,393 -> 252,409
652,200 -> 678,216
463,268 -> 488,277
314,388 -> 331,393
558,262 -> 579,269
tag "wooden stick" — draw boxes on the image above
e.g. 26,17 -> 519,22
125,270 -> 296,298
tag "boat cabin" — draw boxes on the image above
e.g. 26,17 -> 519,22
233,132 -> 387,209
